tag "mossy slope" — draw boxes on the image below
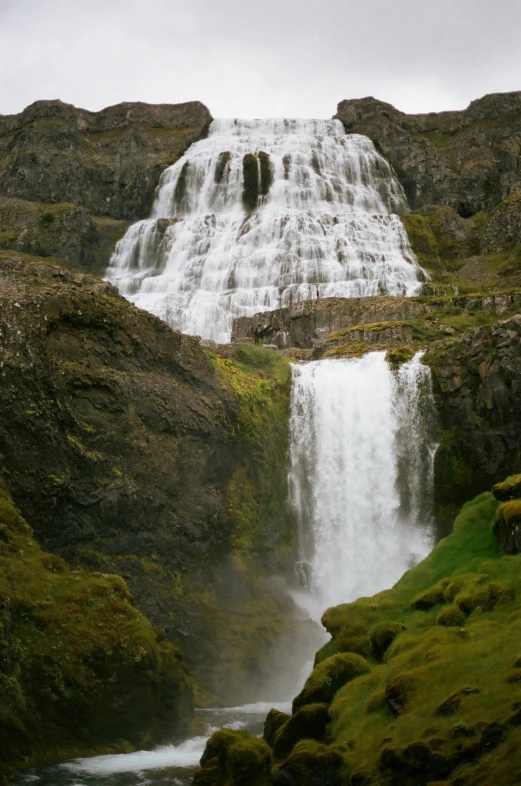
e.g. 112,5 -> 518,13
0,482 -> 193,773
196,482 -> 521,784
293,486 -> 521,784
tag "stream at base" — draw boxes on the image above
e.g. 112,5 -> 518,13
10,703 -> 290,786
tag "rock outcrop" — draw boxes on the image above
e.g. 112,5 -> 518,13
426,315 -> 521,508
335,93 -> 521,294
335,92 -> 521,217
232,292 -> 521,359
0,195 -> 128,275
0,99 -> 212,221
0,251 -> 297,705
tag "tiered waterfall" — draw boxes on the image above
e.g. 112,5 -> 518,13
106,118 -> 425,342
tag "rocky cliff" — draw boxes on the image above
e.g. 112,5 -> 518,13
0,99 -> 212,221
427,315 -> 521,510
0,251 -> 297,708
335,92 -> 521,217
335,93 -> 521,293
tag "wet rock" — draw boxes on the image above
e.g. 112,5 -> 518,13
492,501 -> 521,554
264,708 -> 291,749
481,722 -> 507,748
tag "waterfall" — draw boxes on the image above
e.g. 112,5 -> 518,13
289,351 -> 436,619
106,119 -> 425,342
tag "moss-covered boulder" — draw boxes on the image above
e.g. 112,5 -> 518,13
368,621 -> 407,660
263,708 -> 291,749
493,500 -> 521,554
292,653 -> 370,713
0,482 -> 192,770
492,473 -> 521,502
273,703 -> 330,759
194,728 -> 272,786
436,604 -> 467,627
273,740 -> 347,786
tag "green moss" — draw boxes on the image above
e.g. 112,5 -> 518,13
275,740 -> 348,786
368,621 -> 407,659
194,728 -> 272,786
436,604 -> 467,627
211,345 -> 293,559
273,703 -> 330,759
292,653 -> 371,712
284,488 -> 521,782
0,481 -> 193,770
263,708 -> 290,749
493,474 -> 521,501
386,345 -> 415,367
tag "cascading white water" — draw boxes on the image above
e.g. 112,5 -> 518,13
289,351 -> 436,619
106,119 -> 425,342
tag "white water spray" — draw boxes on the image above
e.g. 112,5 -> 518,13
106,119 -> 425,342
289,351 -> 436,619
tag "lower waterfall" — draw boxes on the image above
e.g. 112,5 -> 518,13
20,351 -> 438,785
289,351 -> 436,619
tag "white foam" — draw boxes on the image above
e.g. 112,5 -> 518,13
106,119 -> 425,342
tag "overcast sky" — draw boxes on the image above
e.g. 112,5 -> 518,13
1,0 -> 520,119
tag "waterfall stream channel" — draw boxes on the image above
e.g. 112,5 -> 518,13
13,119 -> 438,786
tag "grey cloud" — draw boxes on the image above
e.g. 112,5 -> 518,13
1,0 -> 520,118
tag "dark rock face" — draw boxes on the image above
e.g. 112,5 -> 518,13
335,91 -> 521,217
426,315 -> 521,505
0,251 -> 295,703
0,99 -> 212,221
0,195 -> 128,275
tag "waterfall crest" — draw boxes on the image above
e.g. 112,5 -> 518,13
289,351 -> 436,618
106,119 -> 425,342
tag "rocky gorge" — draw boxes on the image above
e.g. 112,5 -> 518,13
0,91 -> 521,785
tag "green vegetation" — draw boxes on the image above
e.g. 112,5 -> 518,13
0,195 -> 128,276
193,728 -> 272,786
401,198 -> 521,294
211,345 -> 294,559
308,488 -> 521,783
0,482 -> 193,771
194,479 -> 521,783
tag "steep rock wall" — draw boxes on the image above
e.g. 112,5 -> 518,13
426,315 -> 521,511
0,99 -> 212,221
335,91 -> 521,217
0,251 -> 296,705
0,484 -> 193,772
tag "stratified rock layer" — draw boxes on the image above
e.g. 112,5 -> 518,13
0,99 -> 212,220
335,92 -> 521,217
